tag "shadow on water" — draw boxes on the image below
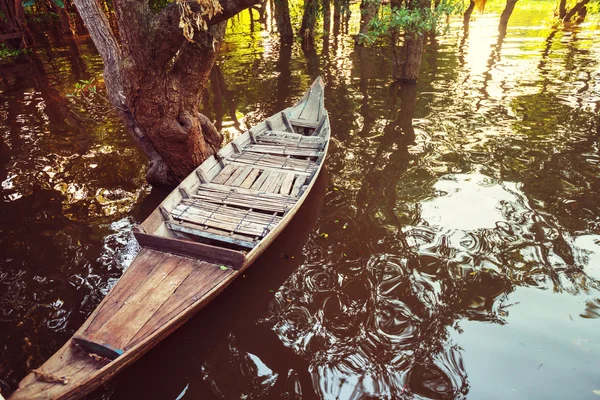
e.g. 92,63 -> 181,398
2,6 -> 600,400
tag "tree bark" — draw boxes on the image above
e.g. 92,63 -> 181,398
300,0 -> 318,40
323,0 -> 331,36
563,0 -> 590,22
393,0 -> 429,82
557,0 -> 566,19
394,31 -> 425,82
463,0 -> 475,29
333,0 -> 341,34
498,0 -> 518,33
274,0 -> 293,41
72,0 -> 259,187
358,0 -> 381,43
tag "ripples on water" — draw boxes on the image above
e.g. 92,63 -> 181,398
2,4 -> 600,399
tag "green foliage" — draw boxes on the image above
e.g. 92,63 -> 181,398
0,44 -> 28,60
67,78 -> 97,98
359,0 -> 463,45
23,0 -> 64,8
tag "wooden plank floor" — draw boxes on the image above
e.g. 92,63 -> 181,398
12,248 -> 236,399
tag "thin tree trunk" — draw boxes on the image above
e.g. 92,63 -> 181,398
463,0 -> 475,28
499,0 -> 518,33
333,0 -> 340,34
323,0 -> 331,36
557,0 -> 566,19
357,0 -> 381,43
300,0 -> 318,40
274,0 -> 293,41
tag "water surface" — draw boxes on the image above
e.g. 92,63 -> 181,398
1,4 -> 600,399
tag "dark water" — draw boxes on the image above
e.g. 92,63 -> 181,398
1,6 -> 600,400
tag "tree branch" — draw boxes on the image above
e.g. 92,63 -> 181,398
73,0 -> 123,103
152,0 -> 259,67
563,0 -> 590,21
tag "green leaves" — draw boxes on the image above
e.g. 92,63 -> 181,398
363,0 -> 462,44
219,265 -> 228,271
23,0 -> 64,8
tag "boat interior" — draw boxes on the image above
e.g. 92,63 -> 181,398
134,79 -> 329,268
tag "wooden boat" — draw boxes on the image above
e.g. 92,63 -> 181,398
11,77 -> 329,400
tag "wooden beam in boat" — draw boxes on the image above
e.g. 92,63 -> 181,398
133,231 -> 246,268
281,112 -> 294,133
166,221 -> 256,251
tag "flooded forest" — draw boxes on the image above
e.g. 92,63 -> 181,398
1,0 -> 600,398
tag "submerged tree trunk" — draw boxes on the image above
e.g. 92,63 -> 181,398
358,0 -> 381,43
274,0 -> 293,41
394,31 -> 425,82
323,0 -> 331,36
300,0 -> 318,40
498,0 -> 518,33
72,0 -> 258,187
393,0 -> 430,82
463,0 -> 476,29
333,0 -> 341,34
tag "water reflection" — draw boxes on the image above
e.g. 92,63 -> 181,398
2,5 -> 600,400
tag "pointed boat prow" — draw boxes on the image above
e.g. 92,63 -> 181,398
10,77 -> 330,400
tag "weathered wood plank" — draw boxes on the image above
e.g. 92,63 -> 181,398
211,164 -> 236,184
244,144 -> 320,158
240,168 -> 261,188
133,231 -> 246,267
280,173 -> 296,196
266,172 -> 285,193
82,250 -> 166,336
290,176 -> 307,197
231,166 -> 253,187
127,261 -> 234,348
167,221 -> 256,249
223,165 -> 244,186
281,112 -> 294,132
89,255 -> 186,349
251,170 -> 271,190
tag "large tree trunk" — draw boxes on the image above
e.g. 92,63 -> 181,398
274,0 -> 293,41
358,0 -> 381,43
72,0 -> 258,187
498,0 -> 518,33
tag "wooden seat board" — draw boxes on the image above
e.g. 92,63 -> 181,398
167,221 -> 257,249
251,170 -> 271,190
244,144 -> 320,158
127,261 -> 234,348
198,182 -> 295,200
176,200 -> 283,224
223,166 -> 245,186
88,254 -> 189,350
191,194 -> 291,214
172,207 -> 275,237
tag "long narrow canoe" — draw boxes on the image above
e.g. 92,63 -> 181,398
11,77 -> 329,400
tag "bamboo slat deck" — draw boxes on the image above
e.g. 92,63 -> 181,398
10,77 -> 330,400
